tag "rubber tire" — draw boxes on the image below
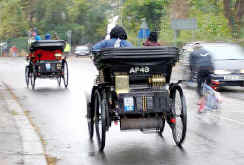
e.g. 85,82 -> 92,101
57,76 -> 61,87
158,118 -> 166,136
62,61 -> 69,88
94,90 -> 106,151
30,70 -> 36,90
87,102 -> 94,140
25,66 -> 30,88
171,86 -> 187,146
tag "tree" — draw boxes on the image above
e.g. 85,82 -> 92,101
122,0 -> 170,33
0,0 -> 28,39
223,0 -> 244,38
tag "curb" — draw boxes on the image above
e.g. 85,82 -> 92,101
1,82 -> 47,165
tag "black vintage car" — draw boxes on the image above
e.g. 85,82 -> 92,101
183,43 -> 244,89
87,47 -> 187,151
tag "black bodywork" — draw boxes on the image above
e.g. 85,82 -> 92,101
88,47 -> 187,151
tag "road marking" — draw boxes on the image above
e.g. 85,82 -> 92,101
184,88 -> 244,126
217,115 -> 244,126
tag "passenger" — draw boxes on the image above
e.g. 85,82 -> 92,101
45,33 -> 51,40
53,32 -> 60,40
143,32 -> 160,46
92,25 -> 133,51
35,34 -> 42,41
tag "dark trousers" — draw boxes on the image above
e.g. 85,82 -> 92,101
197,70 -> 211,97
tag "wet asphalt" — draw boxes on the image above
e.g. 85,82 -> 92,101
1,57 -> 244,165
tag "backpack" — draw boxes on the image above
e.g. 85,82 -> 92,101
114,39 -> 121,48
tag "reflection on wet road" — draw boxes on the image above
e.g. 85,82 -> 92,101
1,57 -> 244,165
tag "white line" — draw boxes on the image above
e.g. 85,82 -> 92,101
217,115 -> 244,126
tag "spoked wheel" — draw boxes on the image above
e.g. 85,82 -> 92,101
57,76 -> 61,87
87,102 -> 94,140
30,68 -> 36,90
62,60 -> 69,88
25,66 -> 30,88
94,90 -> 107,151
157,117 -> 166,137
171,86 -> 187,146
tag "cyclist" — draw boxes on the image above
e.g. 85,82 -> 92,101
189,43 -> 214,112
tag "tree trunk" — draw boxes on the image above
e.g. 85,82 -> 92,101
169,0 -> 189,19
223,0 -> 244,39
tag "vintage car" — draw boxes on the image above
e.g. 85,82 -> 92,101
87,47 -> 187,151
25,40 -> 69,89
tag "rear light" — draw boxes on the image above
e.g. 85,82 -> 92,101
170,118 -> 176,124
211,80 -> 220,85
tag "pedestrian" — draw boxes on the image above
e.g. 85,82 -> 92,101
11,46 -> 18,57
64,40 -> 71,56
143,32 -> 160,46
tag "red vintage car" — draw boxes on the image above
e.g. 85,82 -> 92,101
25,40 -> 69,89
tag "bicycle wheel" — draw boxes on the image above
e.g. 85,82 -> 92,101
171,86 -> 187,146
94,90 -> 107,151
62,60 -> 69,88
25,66 -> 30,88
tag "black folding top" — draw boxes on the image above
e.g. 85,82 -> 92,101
93,47 -> 179,69
99,47 -> 178,59
30,40 -> 66,51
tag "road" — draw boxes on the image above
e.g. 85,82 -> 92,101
1,57 -> 244,165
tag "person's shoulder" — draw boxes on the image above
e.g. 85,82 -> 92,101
123,40 -> 133,47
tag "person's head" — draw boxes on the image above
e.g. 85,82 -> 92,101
110,25 -> 127,40
193,42 -> 202,50
45,33 -> 51,40
148,32 -> 158,42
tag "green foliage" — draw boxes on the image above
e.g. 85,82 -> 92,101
122,0 -> 169,33
0,0 -> 110,45
188,2 -> 232,41
0,0 -> 29,39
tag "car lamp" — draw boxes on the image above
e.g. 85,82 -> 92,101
55,53 -> 62,60
55,53 -> 62,57
240,69 -> 244,74
214,70 -> 231,75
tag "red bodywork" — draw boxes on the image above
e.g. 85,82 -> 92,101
29,49 -> 63,63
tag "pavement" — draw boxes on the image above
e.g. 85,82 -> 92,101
0,82 -> 47,165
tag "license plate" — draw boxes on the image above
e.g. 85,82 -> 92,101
46,63 -> 51,70
124,97 -> 134,112
224,75 -> 240,80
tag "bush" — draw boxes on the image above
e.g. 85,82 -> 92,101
8,37 -> 28,51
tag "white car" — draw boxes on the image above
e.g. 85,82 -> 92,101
74,46 -> 90,56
